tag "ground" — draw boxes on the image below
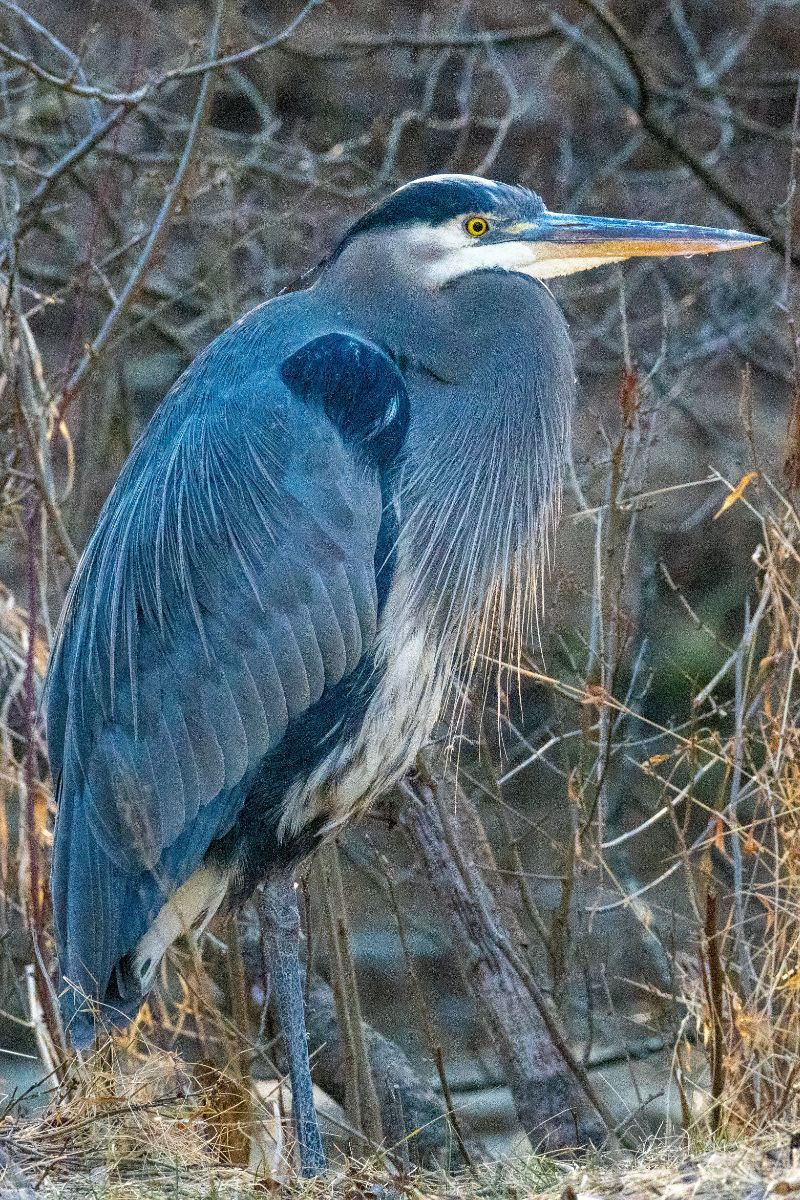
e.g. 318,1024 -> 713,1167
2,1099 -> 799,1200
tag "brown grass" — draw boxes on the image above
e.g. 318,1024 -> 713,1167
1,1046 -> 799,1200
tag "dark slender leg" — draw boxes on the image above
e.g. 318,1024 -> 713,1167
262,872 -> 326,1175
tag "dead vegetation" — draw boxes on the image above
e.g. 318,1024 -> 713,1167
1,1050 -> 799,1200
0,0 -> 798,1188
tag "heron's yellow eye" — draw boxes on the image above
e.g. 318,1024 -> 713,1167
465,216 -> 489,238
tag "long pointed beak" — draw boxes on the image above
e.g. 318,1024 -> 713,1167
515,211 -> 767,278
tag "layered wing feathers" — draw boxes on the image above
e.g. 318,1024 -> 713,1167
47,323 -> 407,1023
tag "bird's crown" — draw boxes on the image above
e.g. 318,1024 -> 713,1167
338,174 -> 545,246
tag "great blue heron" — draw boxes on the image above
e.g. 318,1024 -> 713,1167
46,174 -> 762,1173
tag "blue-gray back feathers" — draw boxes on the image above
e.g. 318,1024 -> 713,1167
47,320 -> 408,1030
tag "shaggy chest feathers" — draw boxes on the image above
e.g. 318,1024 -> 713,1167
276,579 -> 450,850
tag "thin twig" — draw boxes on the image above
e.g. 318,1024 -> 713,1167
0,0 -> 102,125
703,890 -> 725,1133
0,0 -> 320,106
287,22 -> 555,60
61,0 -> 225,407
562,0 -> 793,261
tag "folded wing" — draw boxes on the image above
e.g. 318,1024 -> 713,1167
47,325 -> 408,1036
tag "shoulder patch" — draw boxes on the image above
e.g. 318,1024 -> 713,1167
281,333 -> 409,468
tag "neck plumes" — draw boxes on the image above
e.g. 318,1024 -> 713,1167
319,250 -> 576,700
399,356 -> 572,701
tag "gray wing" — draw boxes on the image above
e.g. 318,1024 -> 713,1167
47,324 -> 408,1030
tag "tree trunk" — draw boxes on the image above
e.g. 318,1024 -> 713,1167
398,769 -> 621,1152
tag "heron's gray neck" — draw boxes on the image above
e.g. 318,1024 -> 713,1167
318,245 -> 576,662
317,235 -> 446,369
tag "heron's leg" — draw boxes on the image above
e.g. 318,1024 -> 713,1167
262,872 -> 326,1176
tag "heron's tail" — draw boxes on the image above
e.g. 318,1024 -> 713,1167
51,781 -> 156,1048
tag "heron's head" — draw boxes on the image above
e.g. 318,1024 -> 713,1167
333,173 -> 765,287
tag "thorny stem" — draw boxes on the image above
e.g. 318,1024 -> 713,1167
703,890 -> 725,1133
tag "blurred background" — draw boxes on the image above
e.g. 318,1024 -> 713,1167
0,0 -> 798,1174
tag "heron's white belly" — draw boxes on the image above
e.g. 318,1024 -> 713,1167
277,613 -> 449,844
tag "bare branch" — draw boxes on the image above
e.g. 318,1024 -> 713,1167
61,0 -> 225,406
561,0 -> 797,264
